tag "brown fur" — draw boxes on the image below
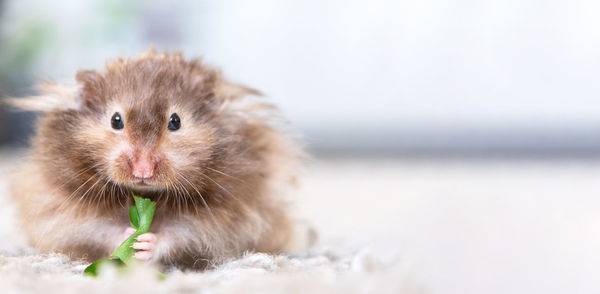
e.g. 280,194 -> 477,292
6,50 -> 302,270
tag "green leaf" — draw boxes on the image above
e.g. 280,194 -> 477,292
111,192 -> 156,263
128,205 -> 139,229
83,256 -> 125,277
83,192 -> 158,277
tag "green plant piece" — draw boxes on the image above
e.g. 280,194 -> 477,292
83,192 -> 157,277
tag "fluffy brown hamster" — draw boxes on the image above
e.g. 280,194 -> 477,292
6,50 -> 302,270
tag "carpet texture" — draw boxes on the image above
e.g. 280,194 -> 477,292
0,249 -> 418,294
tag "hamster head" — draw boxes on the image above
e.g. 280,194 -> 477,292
35,52 -> 255,198
75,53 -> 224,192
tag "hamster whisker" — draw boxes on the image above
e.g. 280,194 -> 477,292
55,173 -> 100,213
96,177 -> 113,209
175,173 -> 201,216
111,181 -> 126,209
164,180 -> 171,206
173,175 -> 197,215
46,163 -> 103,204
169,178 -> 184,215
78,176 -> 104,213
66,174 -> 103,217
199,173 -> 232,197
176,179 -> 188,215
204,167 -> 243,182
199,172 -> 246,207
109,181 -> 118,208
177,171 -> 217,224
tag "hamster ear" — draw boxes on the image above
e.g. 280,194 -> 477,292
75,69 -> 106,110
75,69 -> 103,85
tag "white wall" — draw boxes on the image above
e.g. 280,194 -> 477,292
187,0 -> 600,130
3,0 -> 600,151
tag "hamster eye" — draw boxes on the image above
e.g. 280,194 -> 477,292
168,113 -> 181,131
111,112 -> 124,130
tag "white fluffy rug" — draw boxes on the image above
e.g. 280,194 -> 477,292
0,150 -> 419,294
0,250 -> 418,294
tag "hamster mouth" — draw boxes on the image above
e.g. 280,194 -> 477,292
129,177 -> 160,190
134,179 -> 150,186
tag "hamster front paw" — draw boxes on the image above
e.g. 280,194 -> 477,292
132,233 -> 156,261
118,227 -> 156,261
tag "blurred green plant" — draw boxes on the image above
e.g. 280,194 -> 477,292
0,16 -> 54,144
0,19 -> 53,89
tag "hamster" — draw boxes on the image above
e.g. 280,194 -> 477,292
6,50 -> 302,270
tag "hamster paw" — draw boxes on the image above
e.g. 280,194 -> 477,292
132,233 -> 156,261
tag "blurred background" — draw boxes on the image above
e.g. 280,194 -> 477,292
2,0 -> 600,155
1,0 -> 600,293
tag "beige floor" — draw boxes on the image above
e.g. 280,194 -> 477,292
297,157 -> 600,294
1,149 -> 599,293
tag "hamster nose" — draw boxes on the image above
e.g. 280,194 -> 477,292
131,157 -> 155,179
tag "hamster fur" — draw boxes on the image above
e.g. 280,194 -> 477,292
6,50 -> 302,270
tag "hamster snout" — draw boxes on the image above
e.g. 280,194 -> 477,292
124,148 -> 164,182
130,155 -> 155,180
